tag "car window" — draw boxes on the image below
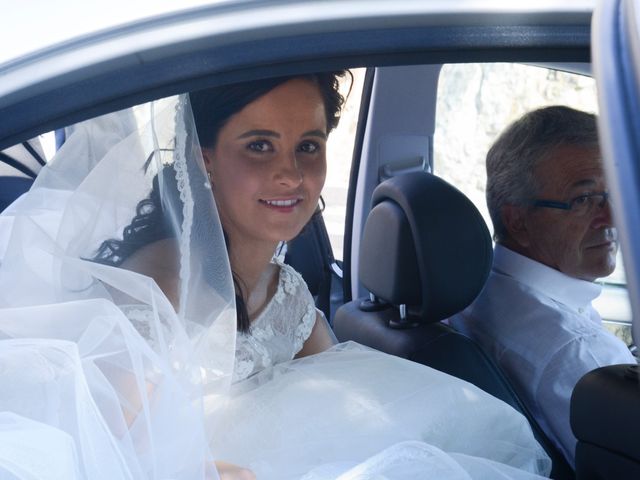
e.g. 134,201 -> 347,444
434,63 -> 633,347
324,68 -> 365,261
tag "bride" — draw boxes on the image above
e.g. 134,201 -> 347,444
0,71 -> 551,480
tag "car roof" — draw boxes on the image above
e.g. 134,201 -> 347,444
0,0 -> 228,67
0,0 -> 595,150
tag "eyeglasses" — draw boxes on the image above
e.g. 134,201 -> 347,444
532,191 -> 610,217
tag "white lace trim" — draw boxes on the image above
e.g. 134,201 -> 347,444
234,334 -> 272,383
293,304 -> 317,354
273,258 -> 301,304
172,95 -> 194,312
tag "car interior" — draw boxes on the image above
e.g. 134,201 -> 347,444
332,172 -> 574,478
280,59 -> 640,479
284,85 -> 577,477
2,2 -> 640,478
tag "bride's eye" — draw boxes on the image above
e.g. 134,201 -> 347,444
298,141 -> 321,154
247,140 -> 273,153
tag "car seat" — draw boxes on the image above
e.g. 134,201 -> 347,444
570,364 -> 640,479
0,177 -> 34,212
285,206 -> 338,322
0,139 -> 47,212
333,172 -> 574,479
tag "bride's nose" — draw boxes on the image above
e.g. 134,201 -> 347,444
275,151 -> 303,187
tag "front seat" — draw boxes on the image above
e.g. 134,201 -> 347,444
285,209 -> 335,321
334,172 -> 573,479
570,364 -> 640,479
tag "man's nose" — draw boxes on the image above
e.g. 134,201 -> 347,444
275,151 -> 303,187
591,197 -> 613,229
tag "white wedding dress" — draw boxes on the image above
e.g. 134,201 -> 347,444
0,96 -> 550,480
208,261 -> 552,480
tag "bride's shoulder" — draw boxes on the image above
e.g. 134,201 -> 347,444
272,258 -> 311,304
120,238 -> 180,306
269,259 -> 318,350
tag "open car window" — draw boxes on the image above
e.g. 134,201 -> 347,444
324,68 -> 365,261
434,62 -> 633,347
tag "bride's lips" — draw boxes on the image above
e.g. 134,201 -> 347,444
259,197 -> 303,212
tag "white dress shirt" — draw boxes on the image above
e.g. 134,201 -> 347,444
450,244 -> 636,467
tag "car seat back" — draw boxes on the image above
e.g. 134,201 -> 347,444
0,139 -> 45,212
285,209 -> 335,321
571,364 -> 640,479
334,172 -> 574,479
0,177 -> 34,212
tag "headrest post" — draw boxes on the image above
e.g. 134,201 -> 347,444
359,291 -> 388,312
389,303 -> 419,329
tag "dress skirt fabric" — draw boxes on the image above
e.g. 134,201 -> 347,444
208,342 -> 551,479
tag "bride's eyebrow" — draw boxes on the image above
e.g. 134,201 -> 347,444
303,129 -> 327,139
236,129 -> 327,140
237,129 -> 279,139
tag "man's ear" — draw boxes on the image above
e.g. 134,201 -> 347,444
502,205 -> 531,248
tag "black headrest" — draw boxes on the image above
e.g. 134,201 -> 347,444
359,172 -> 492,323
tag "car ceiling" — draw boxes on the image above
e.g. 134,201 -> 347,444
0,2 -> 592,151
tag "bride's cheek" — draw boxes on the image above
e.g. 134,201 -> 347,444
305,161 -> 327,190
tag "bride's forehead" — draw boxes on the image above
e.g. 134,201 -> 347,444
223,90 -> 327,133
245,82 -> 324,114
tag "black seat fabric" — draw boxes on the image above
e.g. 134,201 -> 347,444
285,210 -> 334,320
335,301 -> 528,412
571,364 -> 640,479
0,177 -> 34,212
357,172 -> 492,321
0,139 -> 44,212
334,172 -> 573,479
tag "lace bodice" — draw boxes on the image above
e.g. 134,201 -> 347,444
233,261 -> 317,382
120,261 -> 318,383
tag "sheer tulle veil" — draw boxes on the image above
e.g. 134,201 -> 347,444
0,96 -> 236,479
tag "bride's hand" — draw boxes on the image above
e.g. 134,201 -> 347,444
212,460 -> 256,480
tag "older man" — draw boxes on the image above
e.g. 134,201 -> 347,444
450,105 -> 636,468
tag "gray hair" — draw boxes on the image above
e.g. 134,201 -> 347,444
486,105 -> 599,242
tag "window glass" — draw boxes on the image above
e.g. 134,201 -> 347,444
324,68 -> 365,261
434,63 -> 632,344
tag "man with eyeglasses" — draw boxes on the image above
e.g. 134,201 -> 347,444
450,105 -> 635,469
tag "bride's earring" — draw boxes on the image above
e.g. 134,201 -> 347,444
205,170 -> 213,189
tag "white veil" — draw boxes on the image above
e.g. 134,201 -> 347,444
0,96 -> 236,479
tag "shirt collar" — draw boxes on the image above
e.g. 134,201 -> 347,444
493,244 -> 602,310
